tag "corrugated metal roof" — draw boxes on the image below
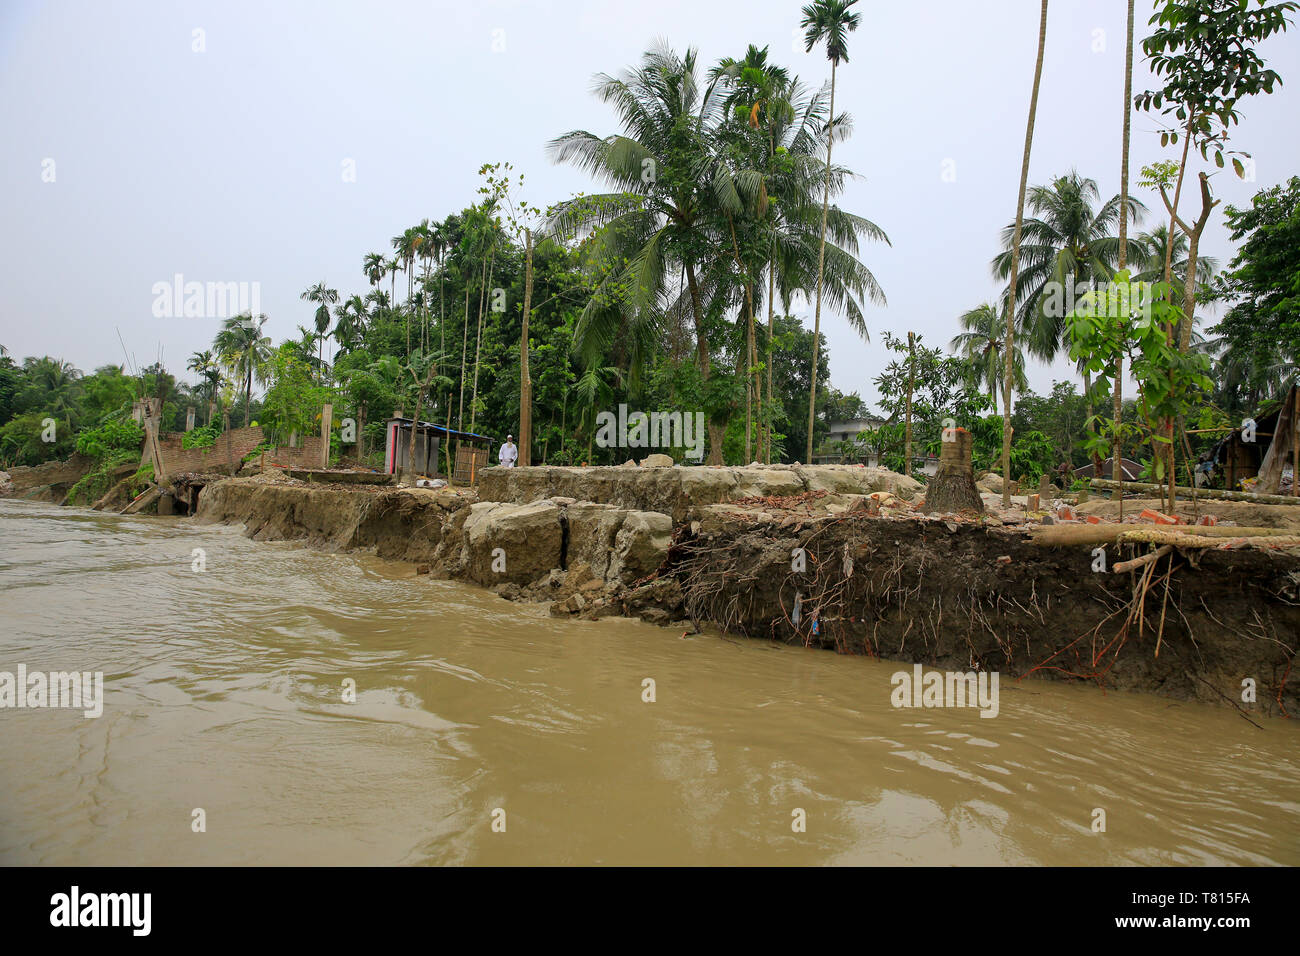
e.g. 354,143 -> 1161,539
387,417 -> 493,442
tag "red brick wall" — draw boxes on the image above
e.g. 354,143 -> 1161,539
158,426 -> 262,474
157,427 -> 326,475
259,437 -> 325,469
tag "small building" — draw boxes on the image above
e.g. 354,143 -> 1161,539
825,416 -> 884,445
383,417 -> 494,484
815,415 -> 886,466
1207,384 -> 1298,493
1072,457 -> 1144,481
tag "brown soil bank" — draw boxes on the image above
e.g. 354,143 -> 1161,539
194,475 -> 470,564
193,468 -> 1300,716
668,515 -> 1300,716
1,455 -> 98,502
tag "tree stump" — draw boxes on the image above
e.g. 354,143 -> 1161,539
924,427 -> 984,514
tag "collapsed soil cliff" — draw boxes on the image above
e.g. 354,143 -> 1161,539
192,467 -> 1300,716
2,455 -> 100,503
670,514 -> 1300,715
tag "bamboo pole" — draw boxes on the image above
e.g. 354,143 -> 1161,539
1030,523 -> 1295,547
1116,527 -> 1300,549
1088,477 -> 1300,506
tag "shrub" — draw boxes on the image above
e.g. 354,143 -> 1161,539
181,424 -> 220,449
75,418 -> 143,460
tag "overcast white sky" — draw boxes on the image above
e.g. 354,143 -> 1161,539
1,0 -> 1296,415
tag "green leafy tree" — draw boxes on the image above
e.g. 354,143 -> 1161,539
1069,272 -> 1213,496
1135,0 -> 1297,353
1210,176 -> 1300,403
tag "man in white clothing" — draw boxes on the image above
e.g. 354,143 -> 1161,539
499,434 -> 518,468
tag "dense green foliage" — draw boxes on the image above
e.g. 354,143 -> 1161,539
1209,176 -> 1300,416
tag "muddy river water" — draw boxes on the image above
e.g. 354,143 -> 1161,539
1,499 -> 1297,865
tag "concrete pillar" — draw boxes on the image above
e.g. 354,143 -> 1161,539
185,406 -> 196,432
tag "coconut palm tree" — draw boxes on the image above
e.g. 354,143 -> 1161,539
991,169 -> 1147,476
548,44 -> 730,460
1131,225 -> 1218,292
213,313 -> 272,427
26,357 -> 83,432
800,0 -> 861,463
992,171 -> 1146,361
758,81 -> 886,461
710,55 -> 887,461
1203,333 -> 1297,413
186,350 -> 222,423
950,302 -> 1027,413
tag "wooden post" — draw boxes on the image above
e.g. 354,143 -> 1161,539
1293,387 -> 1299,497
320,403 -> 332,469
904,331 -> 914,476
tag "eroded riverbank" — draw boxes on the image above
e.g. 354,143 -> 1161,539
190,466 -> 1300,715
